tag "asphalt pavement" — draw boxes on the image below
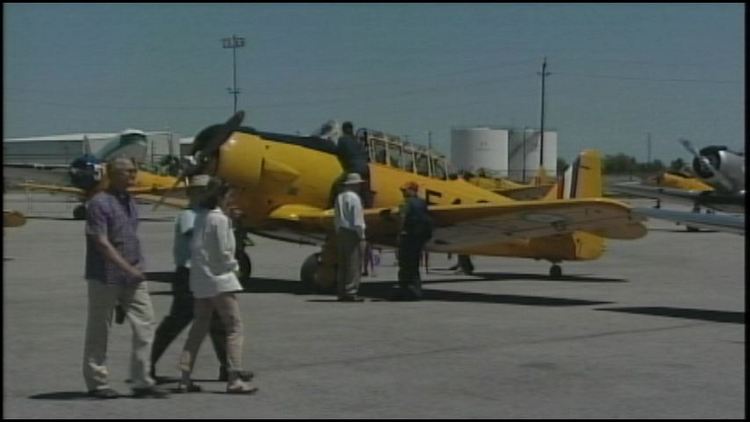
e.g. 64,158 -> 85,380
2,192 -> 744,418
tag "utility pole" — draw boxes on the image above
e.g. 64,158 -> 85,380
222,34 -> 245,114
647,132 -> 652,164
537,57 -> 550,167
522,127 -> 528,183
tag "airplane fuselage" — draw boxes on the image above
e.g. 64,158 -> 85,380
217,129 -> 606,262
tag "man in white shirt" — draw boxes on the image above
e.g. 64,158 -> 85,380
334,173 -> 367,302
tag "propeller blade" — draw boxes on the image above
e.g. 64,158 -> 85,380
152,174 -> 187,211
83,135 -> 92,156
152,111 -> 244,211
202,110 -> 245,159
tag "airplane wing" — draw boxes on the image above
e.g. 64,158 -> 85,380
4,210 -> 27,227
611,181 -> 744,213
633,207 -> 745,236
265,198 -> 647,251
127,185 -> 184,195
4,162 -> 70,170
610,182 -> 703,206
132,193 -> 189,209
17,182 -> 86,197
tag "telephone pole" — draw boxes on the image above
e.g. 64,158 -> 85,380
538,57 -> 550,167
647,132 -> 652,164
222,34 -> 245,113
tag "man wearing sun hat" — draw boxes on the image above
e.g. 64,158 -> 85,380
150,174 -> 253,383
333,173 -> 367,302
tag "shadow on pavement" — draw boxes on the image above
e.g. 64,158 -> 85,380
240,277 -> 612,307
597,307 -> 744,324
29,391 -> 92,400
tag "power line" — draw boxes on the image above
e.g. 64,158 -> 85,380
554,71 -> 740,84
4,98 -> 228,110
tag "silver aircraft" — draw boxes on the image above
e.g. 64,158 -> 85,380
613,139 -> 745,235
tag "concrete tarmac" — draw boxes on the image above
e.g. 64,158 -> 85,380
2,193 -> 744,418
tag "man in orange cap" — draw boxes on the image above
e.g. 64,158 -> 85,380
394,181 -> 433,300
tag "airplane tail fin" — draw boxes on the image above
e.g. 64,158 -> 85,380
557,149 -> 602,199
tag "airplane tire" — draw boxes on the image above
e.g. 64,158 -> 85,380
237,250 -> 252,290
73,205 -> 87,220
300,253 -> 320,292
549,264 -> 562,279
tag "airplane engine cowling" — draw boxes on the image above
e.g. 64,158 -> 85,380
69,155 -> 102,191
693,146 -> 745,192
216,133 -> 264,188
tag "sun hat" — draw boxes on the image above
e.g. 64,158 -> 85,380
343,173 -> 364,185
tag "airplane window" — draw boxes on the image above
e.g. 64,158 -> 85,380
416,154 -> 429,176
402,151 -> 415,173
373,140 -> 387,164
388,143 -> 402,168
432,158 -> 446,180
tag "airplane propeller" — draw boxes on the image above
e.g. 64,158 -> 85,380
678,138 -> 734,192
152,110 -> 245,210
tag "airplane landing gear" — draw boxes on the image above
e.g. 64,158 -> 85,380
549,264 -> 563,279
236,249 -> 252,290
73,204 -> 87,220
300,238 -> 337,293
300,253 -> 321,291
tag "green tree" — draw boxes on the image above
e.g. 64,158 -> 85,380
669,158 -> 686,172
602,153 -> 637,174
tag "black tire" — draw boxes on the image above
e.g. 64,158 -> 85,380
549,264 -> 562,279
237,250 -> 252,290
300,253 -> 320,291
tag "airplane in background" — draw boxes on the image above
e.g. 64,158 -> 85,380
5,129 -> 183,219
611,139 -> 744,235
152,111 -> 647,290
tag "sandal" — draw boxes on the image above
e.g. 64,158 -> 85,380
226,381 -> 258,395
174,382 -> 202,393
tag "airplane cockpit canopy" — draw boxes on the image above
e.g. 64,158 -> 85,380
356,128 -> 453,181
95,129 -> 148,163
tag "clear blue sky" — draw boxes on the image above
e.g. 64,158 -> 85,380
4,3 -> 744,163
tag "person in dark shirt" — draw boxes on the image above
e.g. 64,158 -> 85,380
150,176 -> 253,384
82,157 -> 169,399
393,181 -> 433,301
332,121 -> 372,208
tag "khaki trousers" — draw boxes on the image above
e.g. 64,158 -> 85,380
336,229 -> 362,298
82,279 -> 156,391
179,293 -> 245,375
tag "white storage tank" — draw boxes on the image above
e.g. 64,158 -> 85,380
508,129 -> 557,182
451,127 -> 510,177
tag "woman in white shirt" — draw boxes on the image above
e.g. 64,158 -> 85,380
177,176 -> 257,394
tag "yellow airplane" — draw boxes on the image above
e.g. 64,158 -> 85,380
160,112 -> 647,289
650,170 -> 714,192
8,132 -> 183,219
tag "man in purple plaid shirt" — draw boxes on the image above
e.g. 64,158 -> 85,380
82,157 -> 169,399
